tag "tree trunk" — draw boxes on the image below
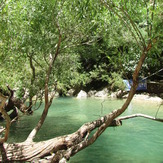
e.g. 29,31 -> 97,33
0,85 -> 32,121
0,113 -> 162,162
0,117 -> 122,162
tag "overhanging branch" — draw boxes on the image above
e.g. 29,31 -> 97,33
118,113 -> 163,123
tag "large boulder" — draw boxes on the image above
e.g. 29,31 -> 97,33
94,88 -> 108,98
77,90 -> 88,99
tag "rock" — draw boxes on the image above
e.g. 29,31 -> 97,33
66,89 -> 75,97
110,92 -> 117,98
109,90 -> 126,99
133,94 -> 163,104
49,91 -> 59,98
95,88 -> 108,98
54,92 -> 59,97
122,93 -> 129,98
88,90 -> 97,97
0,126 -> 5,133
77,90 -> 87,99
59,158 -> 67,163
115,90 -> 128,98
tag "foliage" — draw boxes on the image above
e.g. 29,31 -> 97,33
0,0 -> 162,99
0,0 -> 162,162
108,72 -> 125,91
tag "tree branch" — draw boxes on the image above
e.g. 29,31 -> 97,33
118,113 -> 163,122
149,0 -> 156,39
51,2 -> 157,162
1,109 -> 162,162
25,20 -> 62,143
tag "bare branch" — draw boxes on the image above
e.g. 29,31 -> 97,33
118,113 -> 163,122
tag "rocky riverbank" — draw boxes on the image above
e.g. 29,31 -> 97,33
132,94 -> 163,103
75,88 -> 163,104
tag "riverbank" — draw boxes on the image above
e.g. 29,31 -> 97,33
75,89 -> 163,104
128,93 -> 163,104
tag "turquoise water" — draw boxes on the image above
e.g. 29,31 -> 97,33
8,98 -> 163,163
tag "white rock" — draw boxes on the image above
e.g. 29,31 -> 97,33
59,157 -> 67,163
77,90 -> 87,99
110,92 -> 117,98
95,88 -> 108,98
66,89 -> 75,97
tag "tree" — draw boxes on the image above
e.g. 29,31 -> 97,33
0,0 -> 162,162
0,0 -> 100,115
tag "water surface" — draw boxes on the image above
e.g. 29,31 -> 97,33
8,98 -> 163,163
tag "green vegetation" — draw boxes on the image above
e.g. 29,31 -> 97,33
0,0 -> 163,162
0,0 -> 162,97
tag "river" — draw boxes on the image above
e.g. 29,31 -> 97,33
8,98 -> 163,163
